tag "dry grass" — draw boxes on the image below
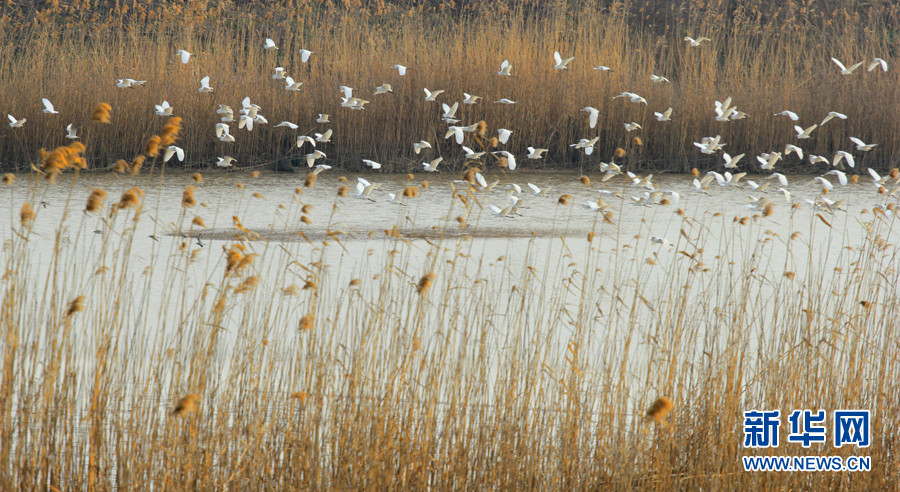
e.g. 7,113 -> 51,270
1,166 -> 899,490
0,1 -> 897,173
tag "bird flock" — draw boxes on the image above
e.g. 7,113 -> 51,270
4,36 -> 897,236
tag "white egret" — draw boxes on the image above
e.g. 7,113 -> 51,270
315,129 -> 333,143
650,74 -> 670,83
654,108 -> 673,121
362,159 -> 382,170
462,146 -> 485,160
7,114 -> 25,127
463,93 -> 481,104
833,150 -> 855,168
820,111 -> 847,126
868,57 -> 888,72
176,49 -> 192,64
41,98 -> 59,114
298,49 -> 314,63
581,106 -> 600,128
526,147 -> 548,159
793,124 -> 817,139
198,76 -> 214,92
65,124 -> 78,139
216,156 -> 236,168
163,145 -> 185,162
624,122 -> 641,132
412,141 -> 431,154
374,84 -> 393,95
493,151 -> 516,170
316,114 -> 330,124
497,59 -> 513,76
825,170 -> 849,186
784,144 -> 804,160
497,128 -> 513,144
305,150 -> 326,167
424,88 -> 444,101
831,57 -> 863,75
849,137 -> 876,151
722,152 -> 744,168
494,98 -> 516,105
155,100 -> 174,116
423,157 -> 443,172
684,36 -> 711,46
593,65 -> 613,71
773,110 -> 799,121
553,51 -> 574,69
391,64 -> 408,76
297,135 -> 315,148
275,121 -> 299,129
264,38 -> 278,50
272,67 -> 287,79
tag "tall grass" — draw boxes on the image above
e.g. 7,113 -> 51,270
1,169 -> 899,489
0,0 -> 897,173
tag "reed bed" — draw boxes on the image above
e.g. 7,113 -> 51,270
1,169 -> 899,490
0,0 -> 898,173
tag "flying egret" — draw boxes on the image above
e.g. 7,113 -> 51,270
355,177 -> 380,201
684,36 -> 710,46
463,93 -> 481,104
497,128 -> 513,144
650,74 -> 670,83
774,110 -> 799,121
284,77 -> 302,91
116,78 -> 146,88
868,57 -> 888,72
216,156 -> 236,168
423,157 -> 443,172
176,50 -> 192,64
316,114 -> 330,124
305,150 -> 326,167
526,147 -> 548,159
362,159 -> 382,170
497,59 -> 513,76
65,124 -> 78,139
581,106 -> 600,128
651,236 -> 674,248
198,76 -> 214,92
553,51 -> 574,69
298,49 -> 314,63
831,57 -> 863,75
441,102 -> 459,122
808,154 -> 829,165
272,67 -> 287,79
824,170 -> 849,186
768,173 -> 789,186
493,151 -> 517,170
275,121 -> 299,129
424,88 -> 444,101
756,152 -> 782,170
593,65 -> 613,71
296,135 -> 315,148
7,114 -> 25,127
849,137 -> 877,151
693,135 -> 725,154
413,141 -> 431,154
784,144 -> 804,160
41,98 -> 59,114
391,64 -> 408,76
722,152 -> 745,168
833,150 -> 855,168
820,111 -> 847,126
155,100 -> 174,116
215,123 -> 231,139
527,182 -> 550,197
624,122 -> 641,132
494,98 -> 516,105
612,92 -> 648,104
445,126 -> 465,144
264,38 -> 278,50
793,124 -> 817,139
462,146 -> 485,160
163,145 -> 185,162
654,108 -> 673,121
374,84 -> 393,95
315,129 -> 333,143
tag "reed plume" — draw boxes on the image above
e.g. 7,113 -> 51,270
91,102 -> 111,123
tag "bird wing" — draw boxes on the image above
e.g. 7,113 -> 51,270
831,57 -> 847,71
42,98 -> 54,111
849,137 -> 864,147
589,110 -> 598,128
180,51 -> 190,64
553,51 -> 562,65
847,61 -> 864,73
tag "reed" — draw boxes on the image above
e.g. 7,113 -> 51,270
0,1 -> 896,172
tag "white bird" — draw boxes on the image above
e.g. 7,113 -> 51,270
216,156 -> 236,168
237,114 -> 254,132
684,36 -> 711,46
612,92 -> 648,104
651,236 -> 674,248
553,51 -> 575,69
272,67 -> 287,79
489,203 -> 514,217
316,114 -> 330,124
775,187 -> 791,202
570,137 -> 600,155
493,151 -> 516,170
296,135 -> 315,148
264,38 -> 278,50
868,57 -> 888,72
784,144 -> 804,160
116,78 -> 146,88
849,137 -> 877,151
275,121 -> 299,129
423,157 -> 443,172
413,141 -> 432,154
362,159 -> 382,170
216,123 -> 232,140
198,76 -> 214,92
462,146 -> 485,160
868,168 -> 889,186
374,84 -> 393,95
813,176 -> 834,191
527,182 -> 549,196
825,169 -> 849,186
581,106 -> 601,128
729,110 -> 750,120
774,110 -> 799,121
494,98 -> 516,105
722,152 -> 745,168
163,145 -> 185,162
41,98 -> 58,114
445,126 -> 465,144
624,122 -> 641,132
831,57 -> 863,75
497,128 -> 513,144
314,129 -> 333,143
593,65 -> 613,71
756,152 -> 782,170
355,177 -> 380,201
391,64 -> 408,76
463,93 -> 481,104
650,74 -> 670,83
497,59 -> 513,76
7,114 -> 25,127
768,172 -> 789,186
714,97 -> 736,121
298,49 -> 314,63
654,108 -> 673,121
284,77 -> 302,91
338,86 -> 353,99
65,124 -> 78,139
693,135 -> 725,154
424,88 -> 444,101
805,154 -> 826,167
793,124 -> 817,139
833,150 -> 855,168
820,111 -> 847,126
441,102 -> 459,121
154,100 -> 174,116
305,150 -> 326,167
175,49 -> 192,64
526,147 -> 548,160
474,172 -> 489,189
707,171 -> 745,187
